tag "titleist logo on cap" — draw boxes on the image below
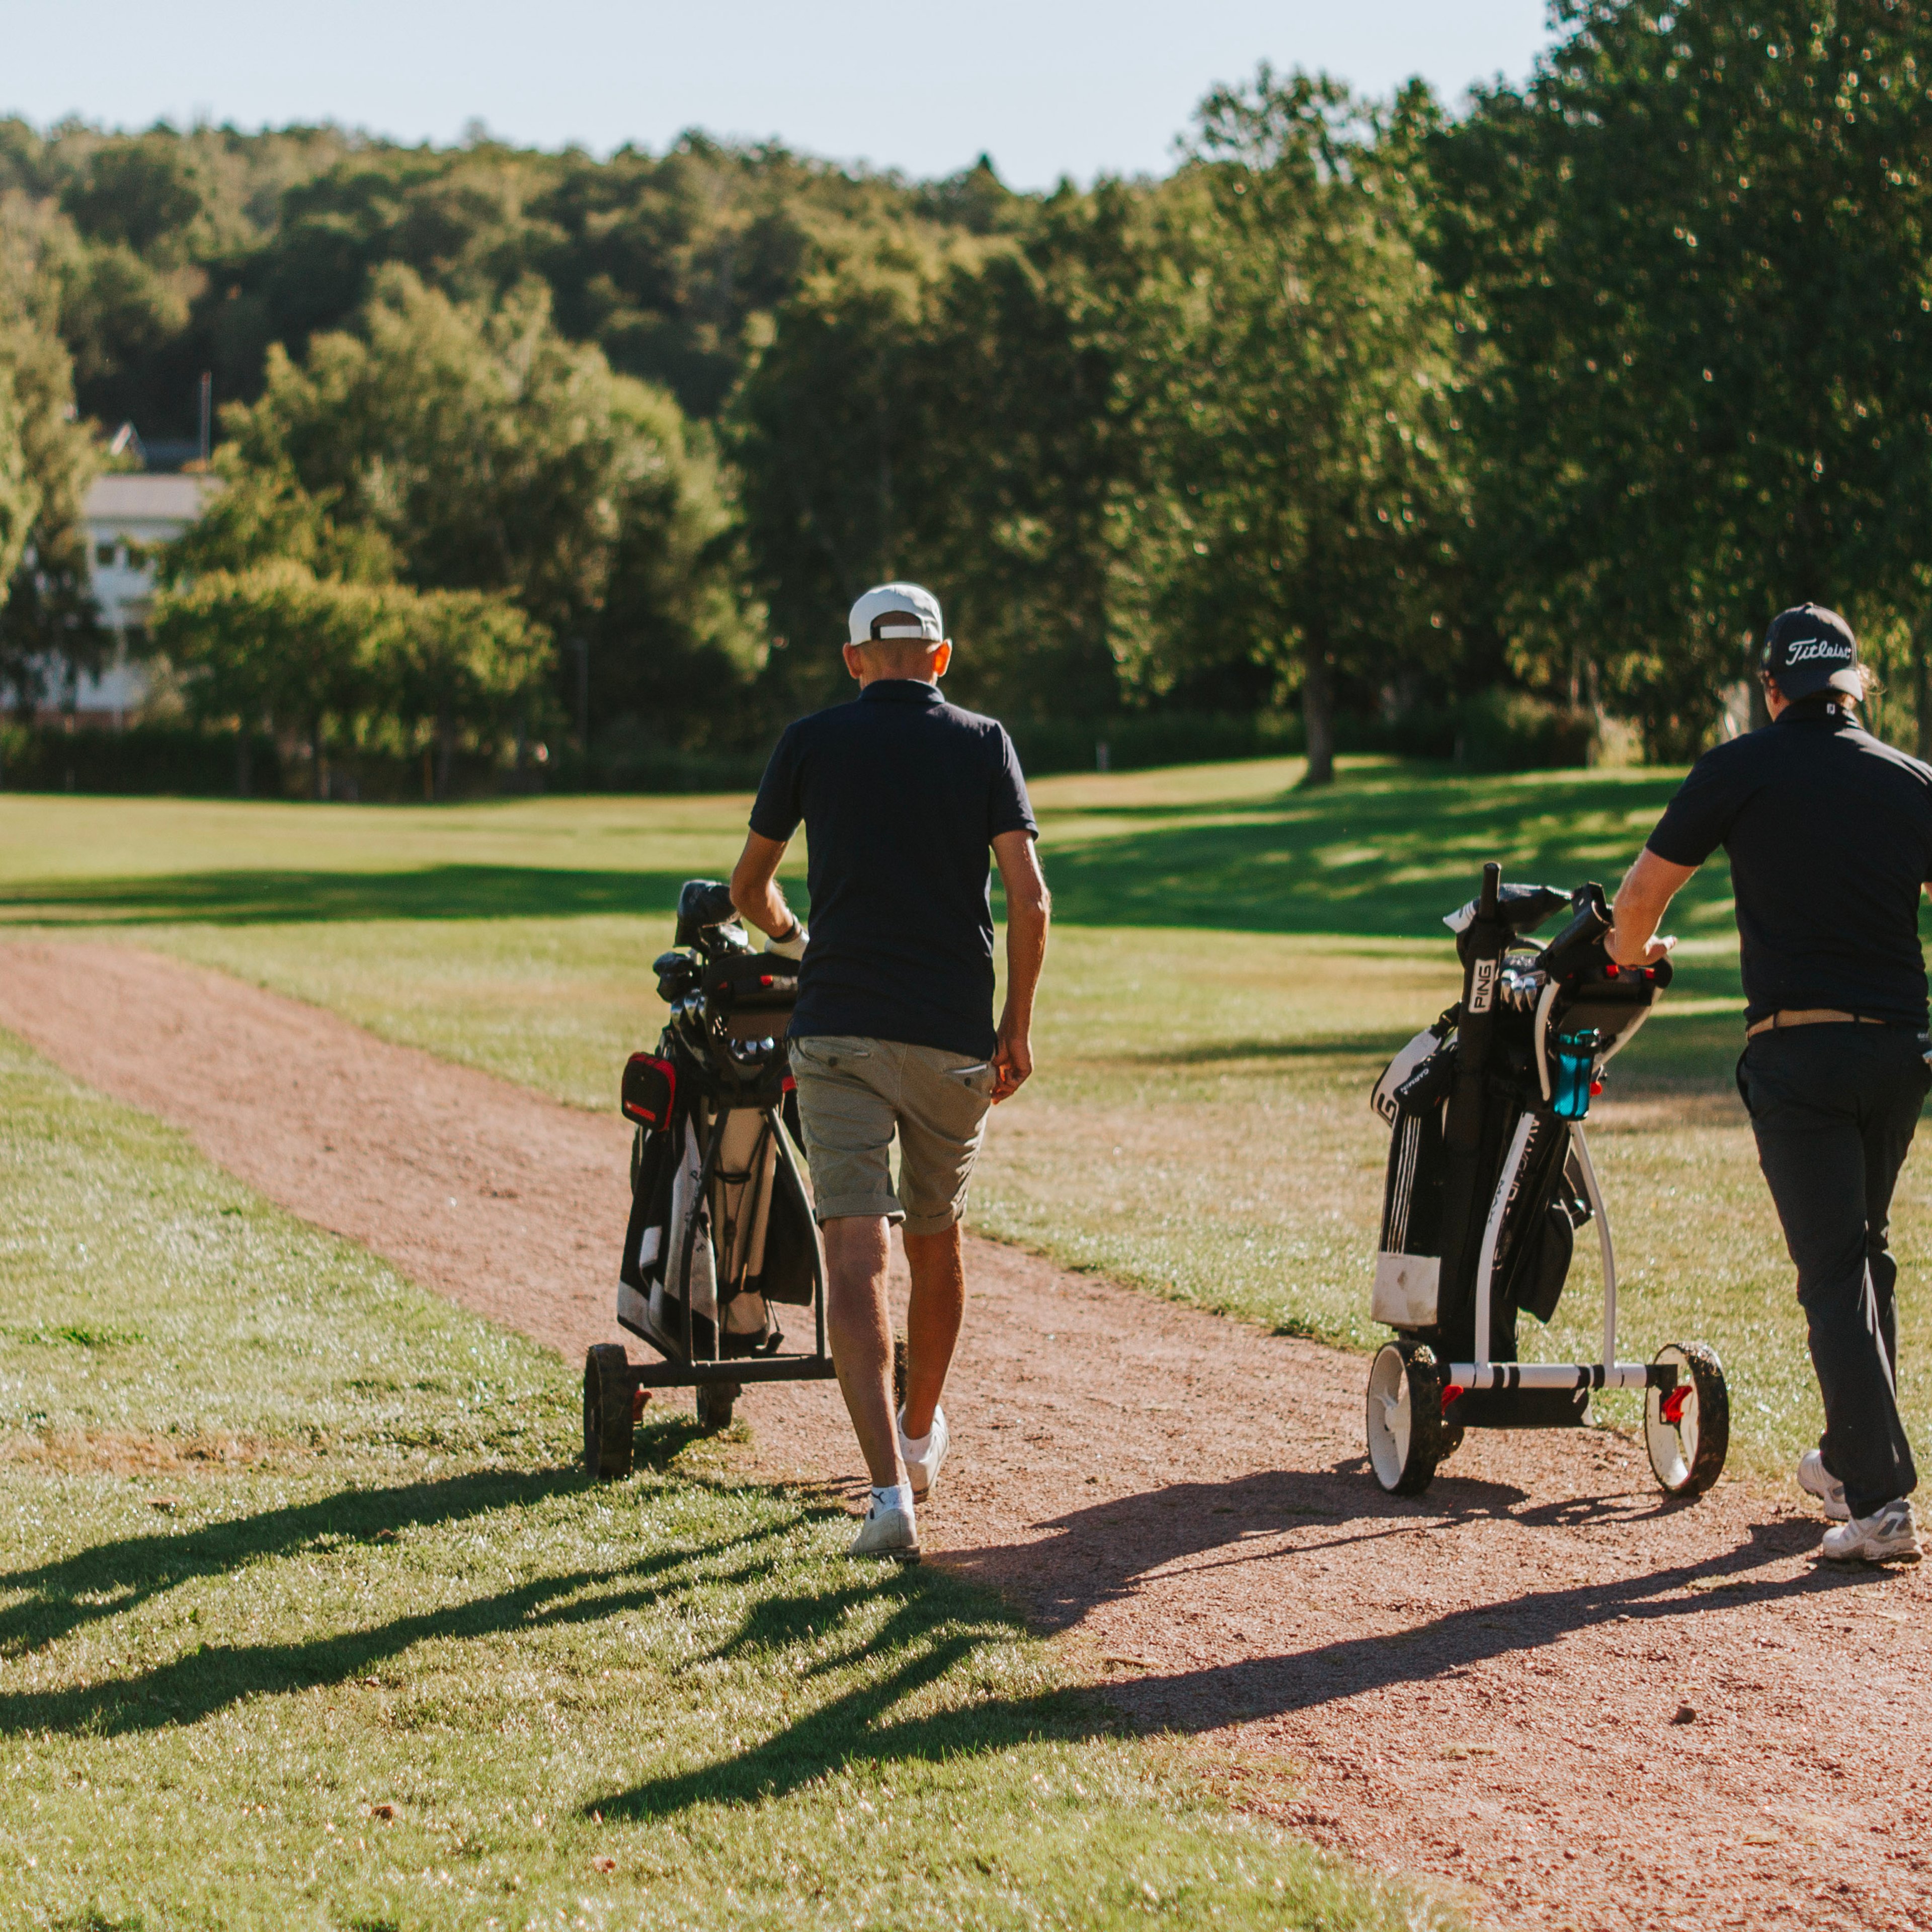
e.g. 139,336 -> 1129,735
1785,638 -> 1851,664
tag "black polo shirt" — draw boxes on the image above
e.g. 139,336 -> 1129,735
1646,701 -> 1932,1026
749,680 -> 1037,1056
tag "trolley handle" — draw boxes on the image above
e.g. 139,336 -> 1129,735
1536,881 -> 1611,982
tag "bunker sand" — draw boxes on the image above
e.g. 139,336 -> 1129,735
3,938 -> 1927,1932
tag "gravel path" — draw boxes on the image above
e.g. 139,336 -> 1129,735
3,938 -> 1927,1931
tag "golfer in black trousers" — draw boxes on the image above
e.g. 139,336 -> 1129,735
1608,605 -> 1927,1564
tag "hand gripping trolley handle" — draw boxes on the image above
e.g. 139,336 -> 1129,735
583,879 -> 838,1481
1363,861 -> 1730,1500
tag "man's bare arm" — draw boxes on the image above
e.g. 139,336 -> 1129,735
730,832 -> 797,940
991,829 -> 1051,1103
1607,847 -> 1696,967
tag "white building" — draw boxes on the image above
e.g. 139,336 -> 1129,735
61,471 -> 220,725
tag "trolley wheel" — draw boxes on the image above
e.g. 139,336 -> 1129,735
1365,1342 -> 1445,1496
892,1336 -> 908,1414
695,1381 -> 739,1432
1645,1342 -> 1729,1498
583,1344 -> 635,1482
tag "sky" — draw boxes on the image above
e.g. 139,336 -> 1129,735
2,1 -> 1558,189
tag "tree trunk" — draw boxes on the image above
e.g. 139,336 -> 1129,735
310,718 -> 326,801
434,709 -> 454,803
1915,623 -> 1930,762
235,731 -> 252,799
1301,631 -> 1336,787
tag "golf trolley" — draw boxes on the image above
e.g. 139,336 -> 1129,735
1364,861 -> 1730,1499
582,879 -> 837,1481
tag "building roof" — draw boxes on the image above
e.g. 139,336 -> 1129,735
83,472 -> 222,524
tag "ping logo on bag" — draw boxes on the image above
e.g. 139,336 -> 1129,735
1469,956 -> 1498,1014
1370,1026 -> 1444,1125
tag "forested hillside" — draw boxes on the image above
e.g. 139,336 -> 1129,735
4,0 -> 1930,793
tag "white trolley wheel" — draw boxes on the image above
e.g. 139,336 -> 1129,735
1365,1342 -> 1446,1496
1645,1342 -> 1730,1498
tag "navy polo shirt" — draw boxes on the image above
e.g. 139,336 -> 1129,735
749,680 -> 1037,1057
1646,701 -> 1932,1026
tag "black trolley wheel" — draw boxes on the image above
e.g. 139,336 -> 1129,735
695,1381 -> 740,1432
1365,1342 -> 1446,1496
584,1343 -> 635,1482
1645,1342 -> 1729,1498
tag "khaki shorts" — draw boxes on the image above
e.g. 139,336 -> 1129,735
788,1035 -> 997,1235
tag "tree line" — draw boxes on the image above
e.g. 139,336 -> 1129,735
4,0 -> 1929,790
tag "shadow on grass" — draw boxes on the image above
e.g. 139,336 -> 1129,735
0,865 -> 696,927
1,766 -> 1703,939
8,762 -> 1915,960
1036,765 -> 1704,937
593,1570 -> 1109,1818
0,1525 -> 813,1740
0,1453 -> 1113,1805
0,1465 -> 588,1657
1127,1032 -> 1423,1067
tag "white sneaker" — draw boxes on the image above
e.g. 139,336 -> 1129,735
1821,1499 -> 1921,1565
898,1405 -> 949,1501
1798,1449 -> 1850,1522
849,1499 -> 920,1564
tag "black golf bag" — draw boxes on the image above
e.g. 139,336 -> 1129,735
616,879 -> 821,1371
1369,863 -> 1668,1430
1359,862 -> 1729,1499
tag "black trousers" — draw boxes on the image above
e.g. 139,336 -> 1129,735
1738,1026 -> 1926,1518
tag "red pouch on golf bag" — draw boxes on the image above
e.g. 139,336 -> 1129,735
621,1054 -> 677,1131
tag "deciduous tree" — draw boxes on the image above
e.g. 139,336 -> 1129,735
176,267 -> 762,750
0,202 -> 101,719
1128,71 -> 1467,782
1429,0 -> 1932,750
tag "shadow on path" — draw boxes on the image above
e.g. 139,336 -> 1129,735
943,1464 -> 1885,1736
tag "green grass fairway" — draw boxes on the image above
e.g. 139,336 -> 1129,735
0,1032 -> 1453,1930
5,758 -> 1927,1485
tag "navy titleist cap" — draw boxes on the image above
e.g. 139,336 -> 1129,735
1762,603 -> 1862,701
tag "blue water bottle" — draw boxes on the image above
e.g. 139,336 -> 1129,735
1551,1028 -> 1600,1119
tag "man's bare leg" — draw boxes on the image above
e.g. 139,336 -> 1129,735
901,1224 -> 965,1439
822,1215 -> 903,1488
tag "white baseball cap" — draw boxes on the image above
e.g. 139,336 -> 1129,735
848,581 -> 944,646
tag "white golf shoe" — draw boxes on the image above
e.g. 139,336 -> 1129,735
898,1405 -> 949,1501
849,1496 -> 920,1564
1821,1499 -> 1921,1565
1797,1449 -> 1849,1522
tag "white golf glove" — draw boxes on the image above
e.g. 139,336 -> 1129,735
765,922 -> 808,961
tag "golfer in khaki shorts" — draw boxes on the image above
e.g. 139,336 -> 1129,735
730,581 -> 1051,1561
